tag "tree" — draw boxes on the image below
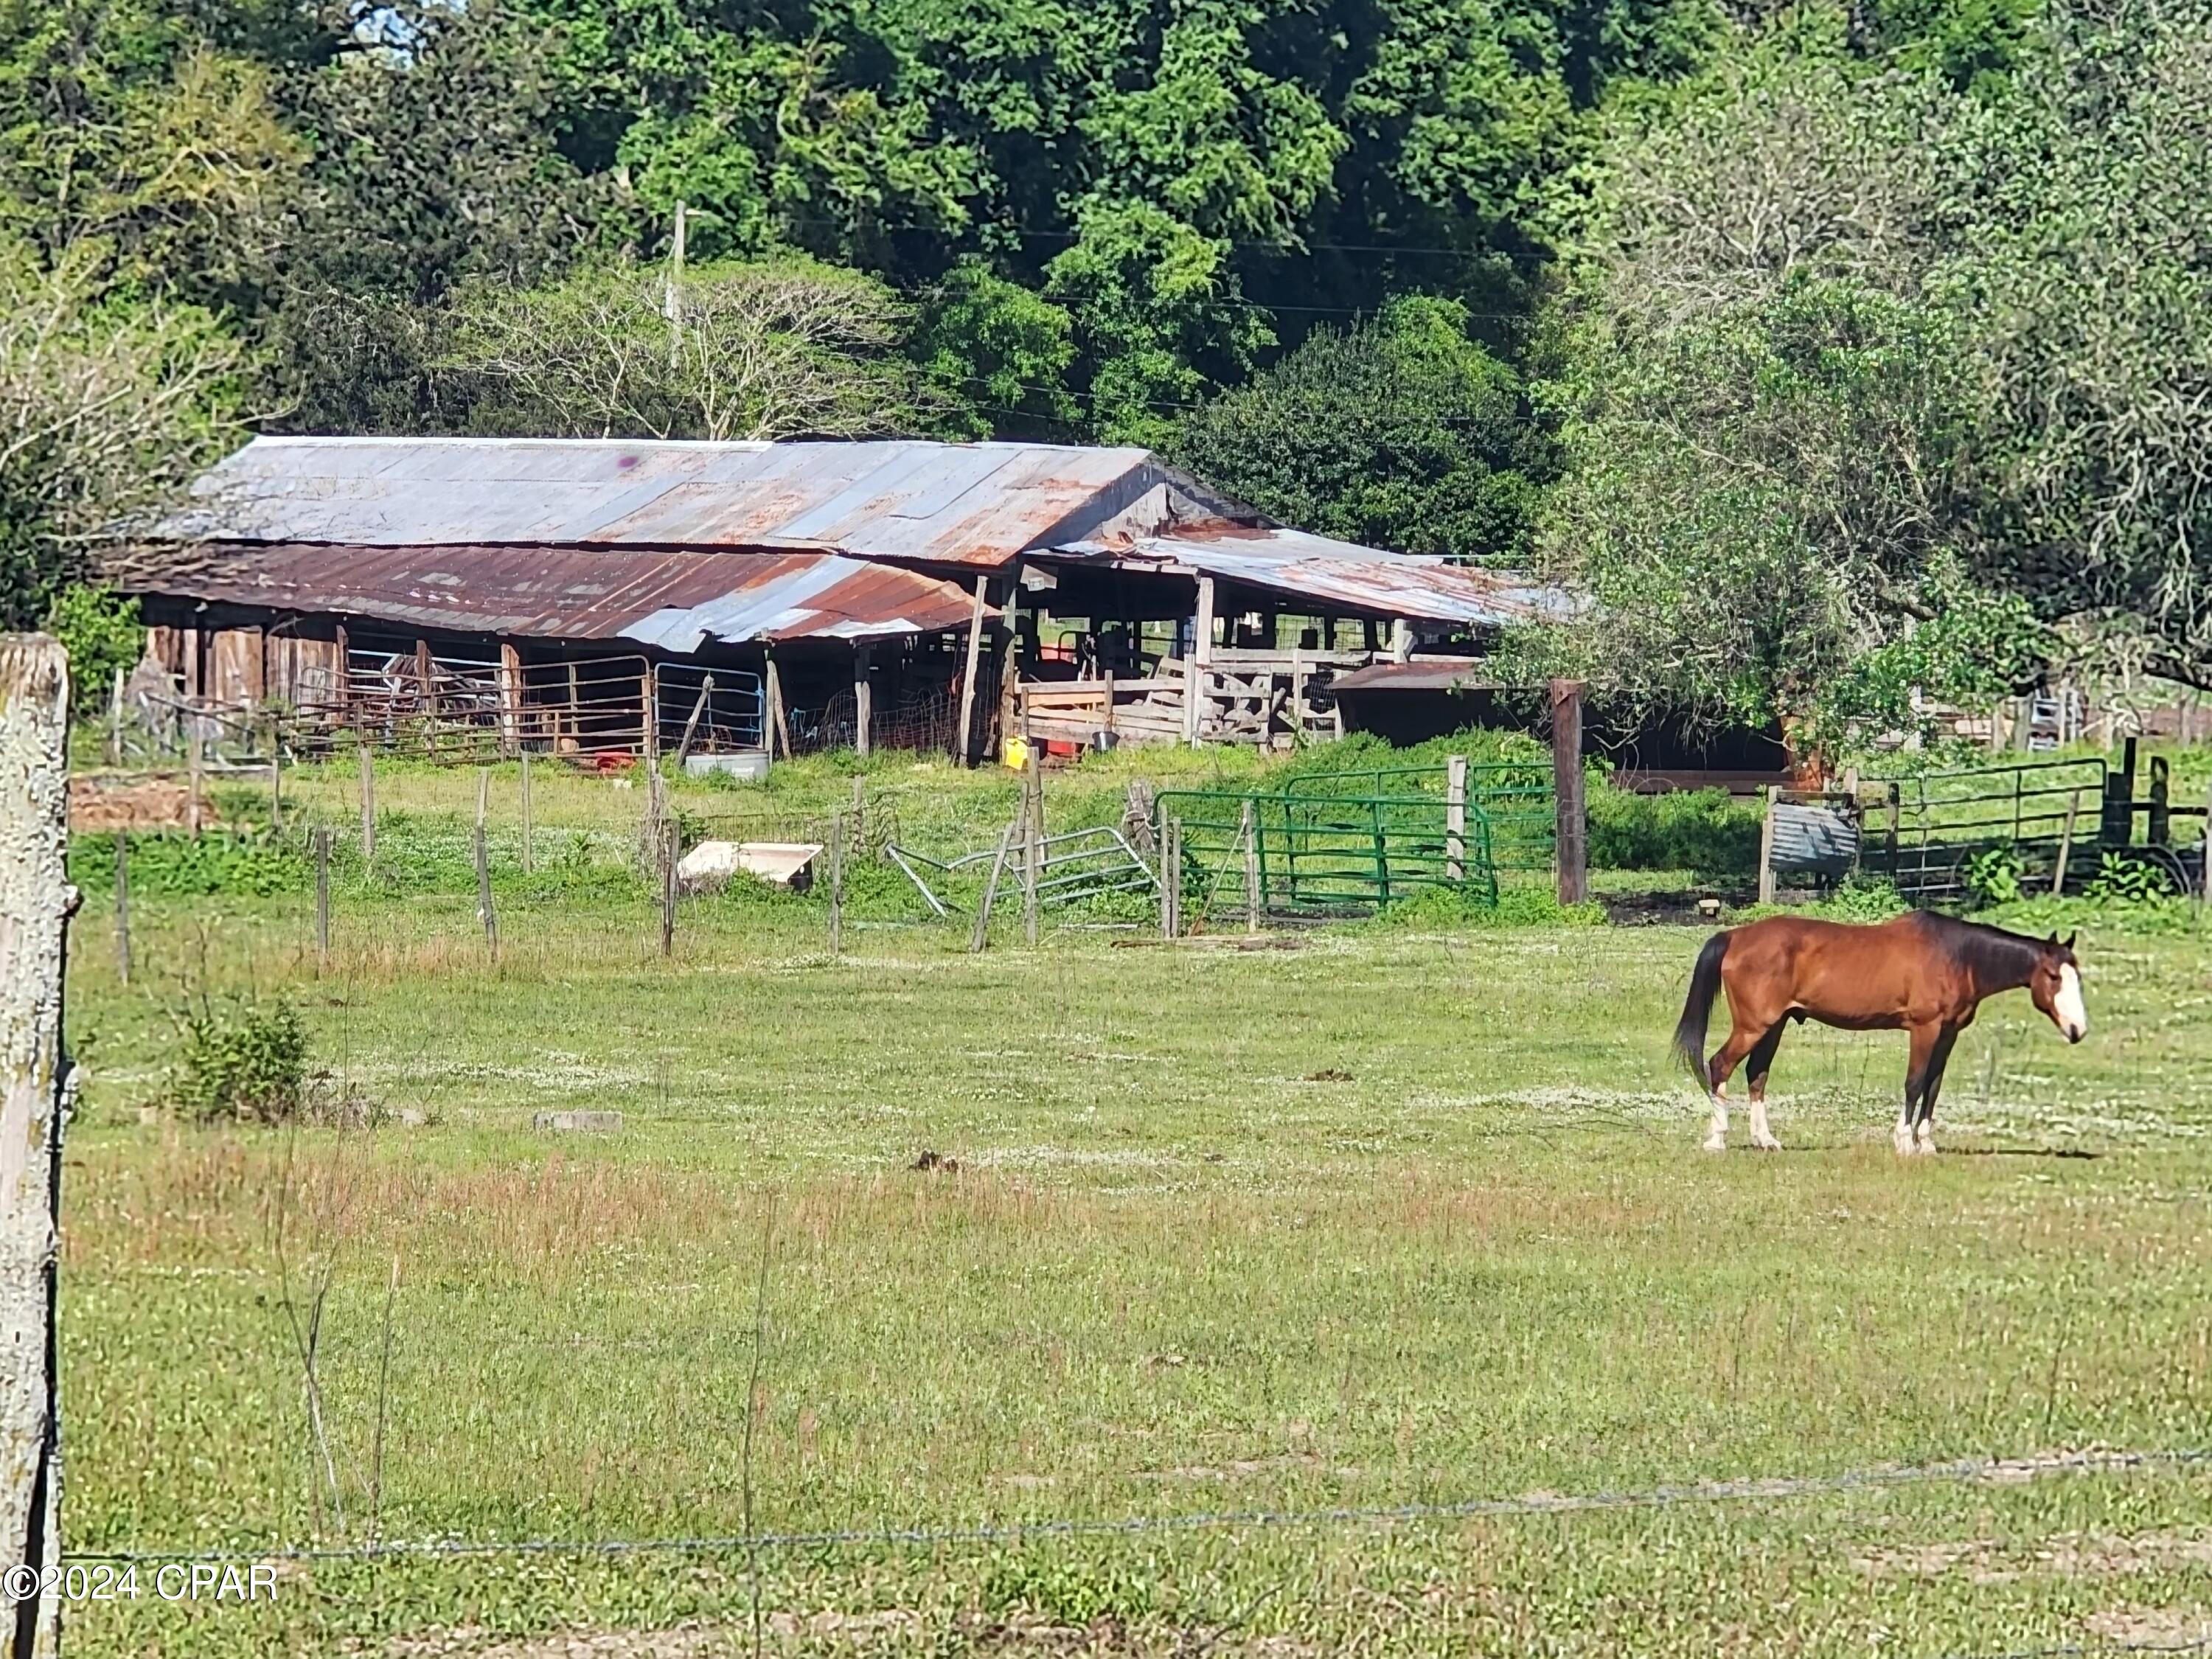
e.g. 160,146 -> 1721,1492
1169,296 -> 1537,559
0,240 -> 246,631
444,257 -> 926,441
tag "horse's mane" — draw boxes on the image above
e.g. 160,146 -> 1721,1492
1907,911 -> 2045,981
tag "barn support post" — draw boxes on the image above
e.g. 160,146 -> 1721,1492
1186,577 -> 1216,748
764,653 -> 790,760
1,634 -> 72,1659
1549,679 -> 1587,907
954,576 -> 988,767
1389,618 -> 1413,664
333,624 -> 350,719
853,647 -> 874,758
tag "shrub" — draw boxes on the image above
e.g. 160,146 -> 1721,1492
1587,785 -> 1762,874
2084,852 -> 2175,905
171,998 -> 308,1124
1963,844 -> 2026,907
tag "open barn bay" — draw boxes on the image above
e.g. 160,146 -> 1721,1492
58,892 -> 2212,1658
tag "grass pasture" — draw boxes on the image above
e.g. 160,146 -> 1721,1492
51,757 -> 2212,1658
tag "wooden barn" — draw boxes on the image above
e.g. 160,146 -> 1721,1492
133,436 -> 1572,762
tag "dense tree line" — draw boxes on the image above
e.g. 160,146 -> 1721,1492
2,0 -> 2205,742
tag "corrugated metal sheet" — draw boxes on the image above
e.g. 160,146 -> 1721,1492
170,437 -> 1241,568
1770,802 -> 1862,877
1051,526 -> 1579,625
132,543 -> 985,646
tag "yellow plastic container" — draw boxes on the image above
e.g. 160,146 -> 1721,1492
1001,733 -> 1031,771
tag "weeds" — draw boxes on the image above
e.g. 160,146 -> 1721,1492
168,995 -> 308,1123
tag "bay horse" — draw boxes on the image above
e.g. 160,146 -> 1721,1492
1672,913 -> 2086,1155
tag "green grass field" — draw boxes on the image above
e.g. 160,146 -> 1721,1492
49,756 -> 2212,1658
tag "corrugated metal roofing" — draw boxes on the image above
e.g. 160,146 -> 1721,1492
1328,661 -> 1503,693
170,437 -> 1239,568
132,543 -> 985,647
1050,526 -> 1579,625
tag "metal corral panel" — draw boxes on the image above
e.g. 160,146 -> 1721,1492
170,437 -> 1239,568
132,542 -> 985,646
1770,802 -> 1861,877
1052,526 -> 1579,625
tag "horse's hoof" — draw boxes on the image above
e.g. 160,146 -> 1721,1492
1701,1135 -> 1728,1153
1751,1134 -> 1782,1152
1892,1131 -> 1915,1156
1913,1138 -> 1938,1157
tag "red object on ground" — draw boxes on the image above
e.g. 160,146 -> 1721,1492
591,751 -> 636,773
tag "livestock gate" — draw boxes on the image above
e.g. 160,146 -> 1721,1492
1152,759 -> 1554,916
1843,743 -> 2206,903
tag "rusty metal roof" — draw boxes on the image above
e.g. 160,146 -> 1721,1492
170,437 -> 1241,568
131,543 -> 986,647
1329,661 -> 1503,693
1048,527 -> 1579,625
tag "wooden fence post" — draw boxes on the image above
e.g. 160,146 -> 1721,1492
1241,797 -> 1260,934
474,768 -> 498,961
1022,740 -> 1043,947
108,665 -> 125,765
1,634 -> 72,1659
827,812 -> 845,957
641,664 -> 660,763
1758,786 -> 1779,906
1159,816 -> 1182,940
970,815 -> 1018,953
187,722 -> 204,836
2149,756 -> 2170,846
267,711 -> 282,832
358,744 -> 375,862
2053,789 -> 2081,897
315,828 -> 331,967
518,751 -> 533,875
1444,754 -> 1467,883
660,821 -> 678,960
1549,680 -> 1587,906
114,833 -> 131,987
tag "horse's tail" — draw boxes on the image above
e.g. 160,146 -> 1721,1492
1672,931 -> 1731,1093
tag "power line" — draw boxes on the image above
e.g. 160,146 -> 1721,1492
66,1444 -> 2210,1567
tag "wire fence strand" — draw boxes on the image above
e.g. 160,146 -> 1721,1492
67,1444 -> 2212,1566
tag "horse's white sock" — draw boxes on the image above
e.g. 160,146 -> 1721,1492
1749,1097 -> 1780,1150
1703,1087 -> 1729,1152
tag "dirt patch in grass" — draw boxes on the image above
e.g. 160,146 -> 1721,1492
69,773 -> 206,831
2085,1608 -> 2212,1646
1853,1530 -> 2212,1583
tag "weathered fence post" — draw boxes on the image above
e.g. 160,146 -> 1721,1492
187,723 -> 204,837
2053,789 -> 2082,897
1241,797 -> 1261,934
660,821 -> 678,960
1758,786 -> 1779,906
518,751 -> 533,876
2149,756 -> 2170,846
1022,740 -> 1043,947
1549,680 -> 1587,906
827,812 -> 845,957
114,834 -> 130,987
474,768 -> 498,961
971,815 -> 1018,953
1,634 -> 72,1659
1444,754 -> 1467,883
315,828 -> 331,967
358,743 -> 375,862
267,711 -> 282,832
675,675 -> 714,766
108,666 -> 124,766
1159,815 -> 1182,940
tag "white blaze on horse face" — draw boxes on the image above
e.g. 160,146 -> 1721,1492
2053,964 -> 2087,1043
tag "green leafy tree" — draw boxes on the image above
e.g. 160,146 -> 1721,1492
1169,296 -> 1537,558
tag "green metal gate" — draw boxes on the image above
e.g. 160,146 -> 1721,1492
1155,782 -> 1500,915
1860,756 -> 2107,902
